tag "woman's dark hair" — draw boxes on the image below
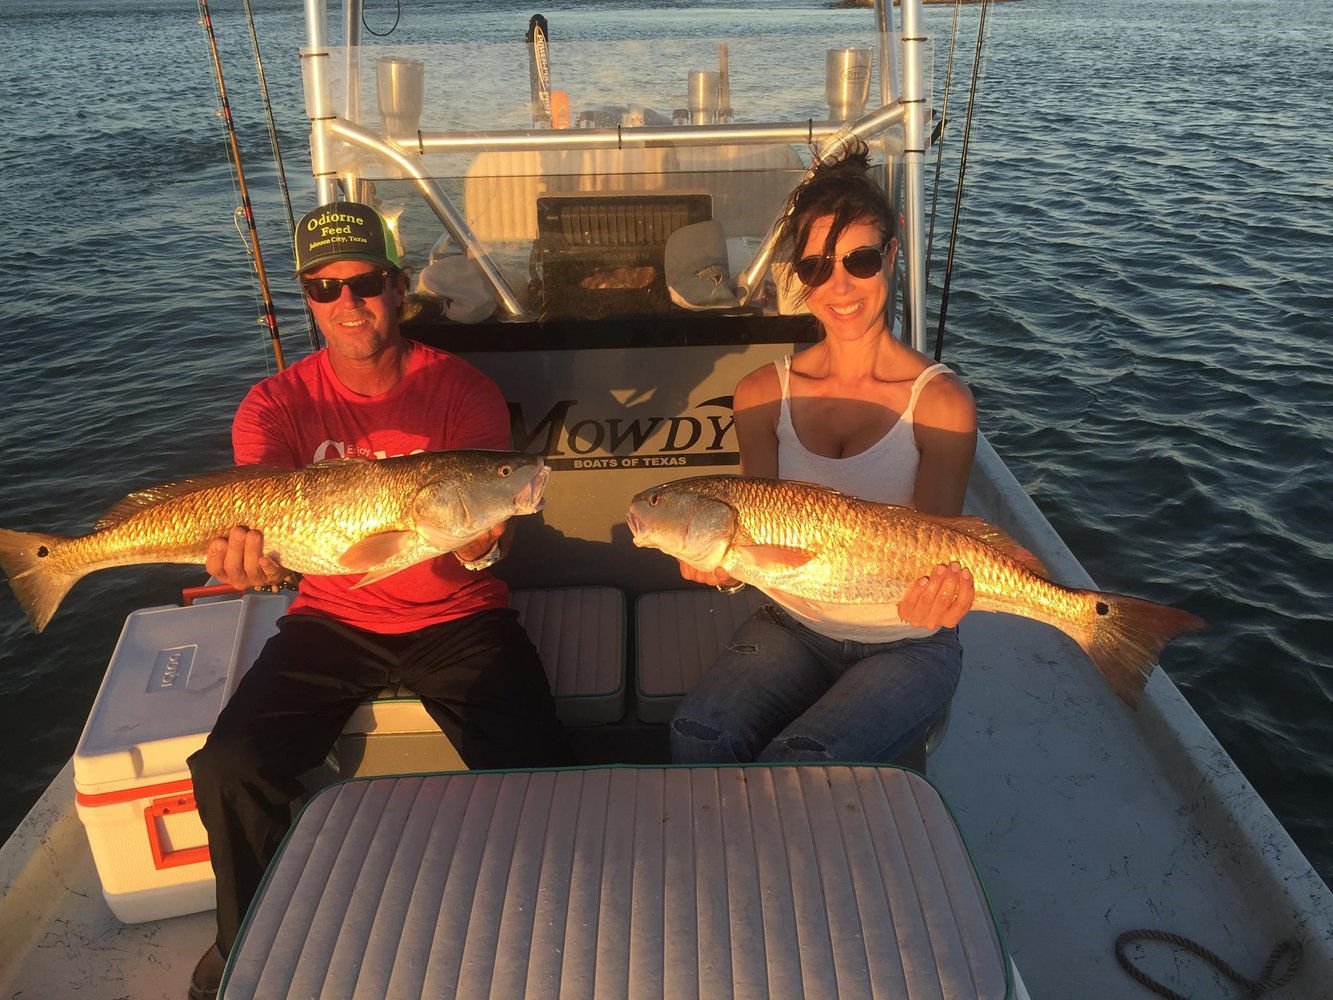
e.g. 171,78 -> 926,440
775,139 -> 895,272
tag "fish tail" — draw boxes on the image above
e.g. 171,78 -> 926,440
0,528 -> 81,634
1067,592 -> 1206,709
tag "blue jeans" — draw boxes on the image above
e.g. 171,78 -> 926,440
670,603 -> 962,764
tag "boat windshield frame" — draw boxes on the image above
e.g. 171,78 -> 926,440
297,0 -> 932,352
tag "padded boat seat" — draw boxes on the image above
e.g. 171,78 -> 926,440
343,587 -> 627,737
221,766 -> 1010,999
634,586 -> 767,723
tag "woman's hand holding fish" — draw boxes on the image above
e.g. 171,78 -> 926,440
899,561 -> 974,630
206,526 -> 289,591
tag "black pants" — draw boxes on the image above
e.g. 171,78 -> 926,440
187,609 -> 568,955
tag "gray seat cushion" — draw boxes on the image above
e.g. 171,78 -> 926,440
223,765 -> 1010,999
634,587 -> 767,723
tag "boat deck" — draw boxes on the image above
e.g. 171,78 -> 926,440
1,437 -> 1328,998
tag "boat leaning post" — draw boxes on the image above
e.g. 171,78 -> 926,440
874,0 -> 903,325
300,0 -> 338,206
899,0 -> 930,353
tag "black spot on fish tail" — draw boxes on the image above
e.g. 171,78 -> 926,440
1076,592 -> 1206,709
0,527 -> 81,633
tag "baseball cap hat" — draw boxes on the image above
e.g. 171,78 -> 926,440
294,201 -> 401,275
665,219 -> 740,311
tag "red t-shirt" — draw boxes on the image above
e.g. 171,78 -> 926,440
232,341 -> 511,633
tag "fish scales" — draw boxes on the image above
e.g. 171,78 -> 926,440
626,475 -> 1205,708
66,461 -> 416,577
692,477 -> 1036,605
0,450 -> 550,633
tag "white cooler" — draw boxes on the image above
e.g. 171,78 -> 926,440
72,592 -> 292,923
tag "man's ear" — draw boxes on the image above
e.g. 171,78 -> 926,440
393,269 -> 412,324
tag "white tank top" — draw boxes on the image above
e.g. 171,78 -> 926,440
776,358 -> 952,505
771,358 -> 953,642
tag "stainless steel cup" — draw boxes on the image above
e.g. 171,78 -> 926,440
376,56 -> 425,135
688,70 -> 721,125
825,47 -> 872,121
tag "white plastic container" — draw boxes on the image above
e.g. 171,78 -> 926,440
72,592 -> 291,923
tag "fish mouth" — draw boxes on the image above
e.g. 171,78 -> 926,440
625,508 -> 646,542
513,464 -> 551,514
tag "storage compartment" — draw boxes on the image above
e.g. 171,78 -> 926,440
72,592 -> 292,923
536,192 -> 711,318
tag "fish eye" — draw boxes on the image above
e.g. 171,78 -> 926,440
498,464 -> 512,477
648,493 -> 661,507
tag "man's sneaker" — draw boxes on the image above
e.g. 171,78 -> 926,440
188,943 -> 224,1000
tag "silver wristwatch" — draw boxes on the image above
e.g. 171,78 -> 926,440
456,541 -> 503,571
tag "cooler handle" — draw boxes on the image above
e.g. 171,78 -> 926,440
145,792 -> 211,870
181,583 -> 246,606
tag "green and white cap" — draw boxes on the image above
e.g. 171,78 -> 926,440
294,201 -> 400,275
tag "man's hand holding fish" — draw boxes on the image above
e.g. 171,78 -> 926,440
206,524 -> 293,593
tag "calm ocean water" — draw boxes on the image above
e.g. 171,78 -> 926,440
0,0 -> 1328,890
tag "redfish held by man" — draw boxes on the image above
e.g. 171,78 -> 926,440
0,450 -> 550,634
626,475 -> 1204,708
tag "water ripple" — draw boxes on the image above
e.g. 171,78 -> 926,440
0,0 -> 1329,886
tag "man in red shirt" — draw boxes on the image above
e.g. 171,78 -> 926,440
186,202 -> 566,999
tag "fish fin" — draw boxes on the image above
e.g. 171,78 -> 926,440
920,513 -> 1051,579
733,544 -> 816,571
0,528 -> 81,633
349,564 -> 414,589
1068,592 -> 1206,709
419,523 -> 481,551
93,465 -> 297,531
338,531 -> 416,572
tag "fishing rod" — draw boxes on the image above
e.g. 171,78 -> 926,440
924,0 -> 965,285
198,0 -> 286,372
240,0 -> 319,350
934,0 -> 991,363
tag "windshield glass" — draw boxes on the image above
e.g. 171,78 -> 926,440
306,16 -> 929,322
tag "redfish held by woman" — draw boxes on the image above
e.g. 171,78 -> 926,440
0,450 -> 550,634
626,475 -> 1204,708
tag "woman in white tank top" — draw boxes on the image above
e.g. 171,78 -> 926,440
671,141 -> 979,769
